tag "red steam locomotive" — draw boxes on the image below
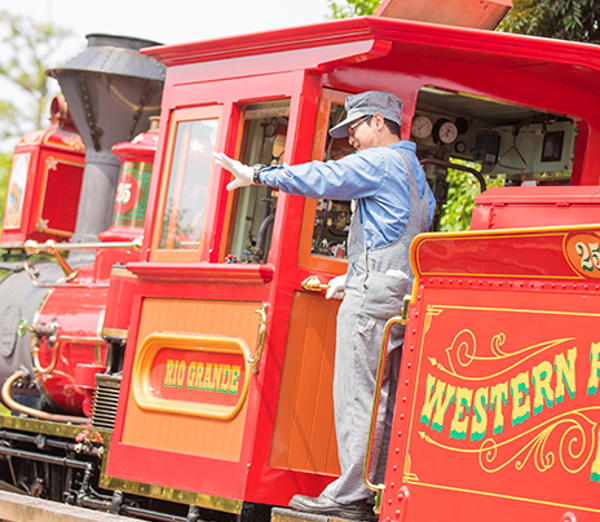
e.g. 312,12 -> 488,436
0,1 -> 600,521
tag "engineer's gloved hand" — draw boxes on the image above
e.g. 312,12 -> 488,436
213,152 -> 253,190
326,273 -> 347,300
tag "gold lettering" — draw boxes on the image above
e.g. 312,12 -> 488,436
187,362 -> 196,390
203,364 -> 213,391
419,374 -> 455,432
531,360 -> 554,415
220,365 -> 231,393
176,361 -> 186,389
587,343 -> 600,396
212,365 -> 223,393
555,346 -> 577,402
230,366 -> 241,395
164,359 -> 174,387
449,387 -> 473,440
510,371 -> 530,427
490,382 -> 508,435
194,362 -> 204,390
470,387 -> 489,441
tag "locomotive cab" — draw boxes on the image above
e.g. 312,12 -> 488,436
2,11 -> 600,522
102,13 -> 600,522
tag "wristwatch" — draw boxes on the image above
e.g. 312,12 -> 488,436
252,164 -> 264,185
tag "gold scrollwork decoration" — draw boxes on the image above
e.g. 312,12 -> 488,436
419,409 -> 600,476
428,329 -> 575,381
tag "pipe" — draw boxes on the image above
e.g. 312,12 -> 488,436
0,444 -> 92,471
1,370 -> 89,425
421,158 -> 487,193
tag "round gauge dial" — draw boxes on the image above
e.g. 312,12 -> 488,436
454,140 -> 467,154
433,119 -> 459,144
411,115 -> 433,139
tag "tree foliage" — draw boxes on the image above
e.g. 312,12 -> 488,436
0,152 -> 11,232
327,0 -> 380,18
439,167 -> 505,232
0,10 -> 73,140
498,0 -> 600,42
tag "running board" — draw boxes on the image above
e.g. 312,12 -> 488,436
272,507 -> 376,522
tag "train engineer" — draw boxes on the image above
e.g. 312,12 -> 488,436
213,91 -> 435,520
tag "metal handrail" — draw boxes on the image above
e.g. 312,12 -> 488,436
363,307 -> 409,513
247,304 -> 268,373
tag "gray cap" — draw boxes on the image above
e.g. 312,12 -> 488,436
329,91 -> 403,138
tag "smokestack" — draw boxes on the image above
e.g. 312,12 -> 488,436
47,34 -> 165,263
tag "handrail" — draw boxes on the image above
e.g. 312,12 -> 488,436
363,312 -> 408,513
421,158 -> 487,193
247,304 -> 268,373
21,238 -> 142,285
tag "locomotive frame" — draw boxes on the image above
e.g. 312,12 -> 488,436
0,8 -> 600,522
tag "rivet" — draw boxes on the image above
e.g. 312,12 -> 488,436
407,363 -> 412,369
405,380 -> 409,385
395,510 -> 402,518
388,499 -> 393,505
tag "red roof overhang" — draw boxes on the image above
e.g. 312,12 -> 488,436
141,17 -> 600,93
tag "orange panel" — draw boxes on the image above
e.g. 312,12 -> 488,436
122,298 -> 261,462
270,291 -> 340,474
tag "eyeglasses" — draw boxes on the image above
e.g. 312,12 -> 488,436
348,115 -> 370,132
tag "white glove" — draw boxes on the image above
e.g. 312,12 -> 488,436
326,273 -> 347,300
213,152 -> 253,191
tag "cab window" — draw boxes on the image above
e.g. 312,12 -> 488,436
223,99 -> 289,264
151,106 -> 221,262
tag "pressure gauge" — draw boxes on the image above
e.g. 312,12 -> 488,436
433,118 -> 459,144
454,141 -> 467,154
411,115 -> 433,139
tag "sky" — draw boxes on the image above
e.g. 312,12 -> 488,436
0,0 -> 331,46
0,0 -> 332,151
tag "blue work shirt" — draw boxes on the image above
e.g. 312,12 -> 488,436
258,140 -> 435,249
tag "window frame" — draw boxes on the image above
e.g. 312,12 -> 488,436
150,105 -> 222,263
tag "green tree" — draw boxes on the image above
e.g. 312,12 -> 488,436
0,152 -> 10,233
439,165 -> 505,232
328,0 -> 380,18
498,0 -> 600,42
0,10 -> 74,141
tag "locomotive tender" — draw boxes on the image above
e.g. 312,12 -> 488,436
1,2 -> 600,521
